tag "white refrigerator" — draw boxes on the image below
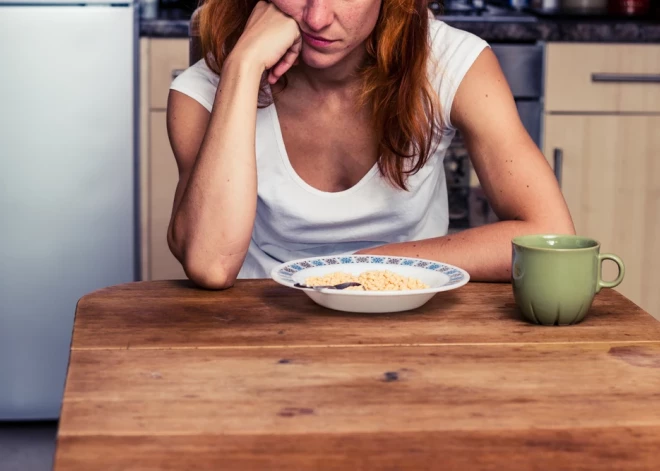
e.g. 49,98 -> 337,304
0,0 -> 138,419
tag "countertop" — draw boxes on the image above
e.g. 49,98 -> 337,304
54,280 -> 660,469
141,9 -> 660,43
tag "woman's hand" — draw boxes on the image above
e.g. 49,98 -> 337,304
231,1 -> 302,85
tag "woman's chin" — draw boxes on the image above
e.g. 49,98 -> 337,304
299,48 -> 341,70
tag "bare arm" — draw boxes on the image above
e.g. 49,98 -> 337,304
356,48 -> 575,281
167,59 -> 263,289
166,1 -> 301,289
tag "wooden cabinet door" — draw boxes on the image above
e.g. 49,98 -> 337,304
149,111 -> 187,281
543,115 -> 660,319
545,44 -> 660,114
149,39 -> 189,110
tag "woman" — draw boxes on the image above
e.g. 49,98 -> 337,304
166,0 -> 574,289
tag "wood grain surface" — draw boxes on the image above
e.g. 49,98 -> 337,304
70,281 -> 660,349
56,427 -> 660,471
54,281 -> 660,470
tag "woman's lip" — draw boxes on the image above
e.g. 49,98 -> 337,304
302,32 -> 336,47
303,31 -> 333,41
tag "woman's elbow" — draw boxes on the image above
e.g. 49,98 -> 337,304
183,257 -> 236,290
550,207 -> 577,235
535,213 -> 576,236
561,223 -> 577,236
167,228 -> 237,290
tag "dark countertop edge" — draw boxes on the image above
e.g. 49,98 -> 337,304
140,19 -> 190,39
140,17 -> 660,43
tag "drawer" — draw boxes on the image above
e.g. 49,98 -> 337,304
149,38 -> 189,110
545,43 -> 660,113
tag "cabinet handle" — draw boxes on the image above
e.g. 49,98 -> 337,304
553,148 -> 563,188
172,69 -> 185,81
591,73 -> 660,83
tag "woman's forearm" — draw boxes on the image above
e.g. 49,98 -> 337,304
356,219 -> 576,282
170,56 -> 264,287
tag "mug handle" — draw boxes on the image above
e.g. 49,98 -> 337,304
597,253 -> 625,293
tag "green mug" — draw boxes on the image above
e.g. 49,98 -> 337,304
511,234 -> 625,326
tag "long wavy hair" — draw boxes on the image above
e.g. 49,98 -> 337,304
199,0 -> 440,190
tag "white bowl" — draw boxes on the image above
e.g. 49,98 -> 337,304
270,255 -> 470,313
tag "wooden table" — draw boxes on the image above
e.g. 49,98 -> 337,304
54,280 -> 660,470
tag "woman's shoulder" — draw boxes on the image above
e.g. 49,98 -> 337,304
428,18 -> 489,69
427,18 -> 490,129
169,58 -> 220,113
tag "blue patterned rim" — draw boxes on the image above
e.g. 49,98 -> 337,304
272,255 -> 467,288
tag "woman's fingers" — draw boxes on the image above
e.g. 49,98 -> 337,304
267,38 -> 302,84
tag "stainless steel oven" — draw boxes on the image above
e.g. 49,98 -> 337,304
445,43 -> 545,231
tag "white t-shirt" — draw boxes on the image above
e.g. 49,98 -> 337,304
170,19 -> 488,279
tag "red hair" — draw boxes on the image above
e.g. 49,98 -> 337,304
199,0 -> 440,190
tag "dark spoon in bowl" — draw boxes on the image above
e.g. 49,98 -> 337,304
293,282 -> 362,291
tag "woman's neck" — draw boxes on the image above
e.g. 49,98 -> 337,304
287,44 -> 368,94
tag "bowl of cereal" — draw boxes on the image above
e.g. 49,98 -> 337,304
270,255 -> 470,313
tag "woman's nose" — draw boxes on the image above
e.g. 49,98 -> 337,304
302,0 -> 333,32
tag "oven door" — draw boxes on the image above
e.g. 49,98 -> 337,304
517,100 -> 543,147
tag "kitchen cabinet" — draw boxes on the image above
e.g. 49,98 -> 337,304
545,43 -> 660,113
543,43 -> 660,319
140,38 -> 188,281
